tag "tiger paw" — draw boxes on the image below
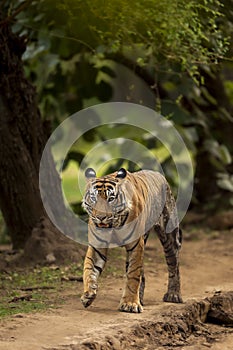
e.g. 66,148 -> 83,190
119,301 -> 143,313
80,291 -> 96,308
163,292 -> 183,303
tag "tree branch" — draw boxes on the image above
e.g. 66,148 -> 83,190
0,0 -> 32,27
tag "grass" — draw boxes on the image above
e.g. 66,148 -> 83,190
0,239 -> 161,318
0,249 -> 126,318
0,264 -> 83,318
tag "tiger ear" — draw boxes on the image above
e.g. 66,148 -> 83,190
85,168 -> 96,179
116,168 -> 127,179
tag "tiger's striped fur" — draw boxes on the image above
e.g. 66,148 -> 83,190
81,168 -> 182,313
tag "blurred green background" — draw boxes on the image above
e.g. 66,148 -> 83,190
1,0 -> 233,243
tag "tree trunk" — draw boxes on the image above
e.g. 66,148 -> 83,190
0,17 -> 65,250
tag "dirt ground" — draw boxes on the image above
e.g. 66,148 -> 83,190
0,228 -> 233,350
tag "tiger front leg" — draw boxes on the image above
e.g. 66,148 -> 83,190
81,246 -> 107,308
119,237 -> 144,313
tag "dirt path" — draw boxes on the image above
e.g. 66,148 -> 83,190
0,231 -> 233,349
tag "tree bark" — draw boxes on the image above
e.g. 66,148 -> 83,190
0,17 -> 65,249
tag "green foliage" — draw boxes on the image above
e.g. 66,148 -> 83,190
159,60 -> 233,207
11,1 -> 229,73
217,173 -> 233,192
39,0 -> 229,71
2,0 -> 232,211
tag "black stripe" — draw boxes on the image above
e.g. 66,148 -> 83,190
144,232 -> 150,245
166,255 -> 176,261
126,239 -> 140,252
114,192 -> 119,200
90,229 -> 109,245
86,256 -> 95,264
164,244 -> 174,253
94,265 -> 103,274
94,184 -> 105,189
179,228 -> 183,244
84,267 -> 93,271
127,285 -> 135,294
127,265 -> 142,275
104,180 -> 118,186
92,246 -> 107,262
128,276 -> 141,282
93,181 -> 116,188
121,213 -> 129,226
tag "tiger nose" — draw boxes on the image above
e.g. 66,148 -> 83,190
96,214 -> 106,221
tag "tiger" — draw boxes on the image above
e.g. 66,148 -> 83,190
81,167 -> 183,313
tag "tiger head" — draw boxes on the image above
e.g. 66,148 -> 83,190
82,168 -> 132,229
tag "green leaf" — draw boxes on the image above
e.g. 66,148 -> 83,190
218,145 -> 232,165
204,140 -> 232,165
217,174 -> 233,192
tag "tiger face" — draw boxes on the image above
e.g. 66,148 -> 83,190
82,168 -> 131,229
